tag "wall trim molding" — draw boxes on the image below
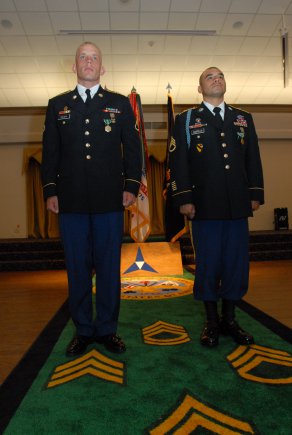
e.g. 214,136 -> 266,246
1,104 -> 292,117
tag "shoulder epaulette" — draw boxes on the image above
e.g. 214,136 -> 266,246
178,106 -> 197,116
228,104 -> 250,114
105,88 -> 125,97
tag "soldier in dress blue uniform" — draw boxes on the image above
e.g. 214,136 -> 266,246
41,42 -> 142,356
169,67 -> 264,347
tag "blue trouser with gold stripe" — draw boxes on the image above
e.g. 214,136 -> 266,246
190,219 -> 249,301
59,212 -> 123,337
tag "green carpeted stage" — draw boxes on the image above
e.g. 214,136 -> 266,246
1,268 -> 292,435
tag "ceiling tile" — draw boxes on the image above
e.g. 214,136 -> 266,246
140,13 -> 168,30
232,55 -> 259,71
36,57 -> 65,72
55,35 -> 83,55
2,88 -> 30,106
248,14 -> 281,36
137,54 -> 163,71
28,36 -> 59,55
229,0 -> 261,13
19,12 -> 54,35
189,36 -> 219,54
1,36 -> 32,55
164,36 -> 192,53
41,73 -> 68,87
221,14 -> 254,36
80,12 -> 110,30
110,12 -> 139,30
111,35 -> 138,54
0,73 -> 22,88
258,0 -> 292,14
140,0 -> 171,12
76,0 -> 107,12
0,13 -> 25,35
113,71 -> 137,85
18,73 -> 45,87
170,0 -> 201,13
1,2 -> 292,106
0,1 -> 16,11
168,13 -> 196,30
14,0 -> 47,11
196,13 -> 226,32
239,37 -> 269,55
46,0 -> 78,11
112,55 -> 137,71
185,55 -> 213,72
27,88 -> 50,106
50,12 -> 81,32
138,35 -> 165,54
0,57 -> 15,73
160,56 -> 188,71
136,72 -> 160,86
10,57 -> 39,73
109,0 -> 140,12
200,0 -> 232,13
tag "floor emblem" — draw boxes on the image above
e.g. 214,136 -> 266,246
121,276 -> 193,299
46,349 -> 125,388
142,320 -> 191,345
147,390 -> 258,434
227,344 -> 292,384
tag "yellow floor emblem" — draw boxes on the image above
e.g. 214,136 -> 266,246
148,390 -> 257,434
120,276 -> 193,299
142,321 -> 191,345
227,344 -> 292,384
46,349 -> 125,388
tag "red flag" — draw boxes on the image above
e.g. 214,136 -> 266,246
128,89 -> 151,242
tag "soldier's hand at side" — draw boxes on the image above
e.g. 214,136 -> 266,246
46,196 -> 59,214
251,200 -> 260,211
123,191 -> 136,208
180,203 -> 195,220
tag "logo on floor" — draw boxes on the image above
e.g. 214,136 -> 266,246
121,277 -> 193,299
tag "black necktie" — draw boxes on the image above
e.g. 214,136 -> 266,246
213,107 -> 223,129
85,89 -> 91,105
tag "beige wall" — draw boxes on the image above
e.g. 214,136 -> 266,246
0,106 -> 291,238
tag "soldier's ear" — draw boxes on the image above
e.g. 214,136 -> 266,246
100,65 -> 106,76
72,63 -> 76,74
198,85 -> 202,94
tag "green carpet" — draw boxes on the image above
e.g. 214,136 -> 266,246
1,271 -> 292,434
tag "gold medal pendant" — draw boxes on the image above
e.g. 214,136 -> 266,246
105,125 -> 112,132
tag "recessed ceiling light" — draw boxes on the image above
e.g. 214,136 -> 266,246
233,21 -> 243,29
1,19 -> 13,29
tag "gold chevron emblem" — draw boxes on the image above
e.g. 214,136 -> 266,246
148,390 -> 257,434
227,344 -> 292,384
46,349 -> 125,388
142,320 -> 191,345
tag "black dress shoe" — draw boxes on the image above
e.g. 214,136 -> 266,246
96,334 -> 126,354
200,324 -> 219,347
220,320 -> 254,345
66,335 -> 92,357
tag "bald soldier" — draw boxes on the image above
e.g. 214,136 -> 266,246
169,67 -> 264,347
42,42 -> 142,356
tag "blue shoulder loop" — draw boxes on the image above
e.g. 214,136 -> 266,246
185,109 -> 192,149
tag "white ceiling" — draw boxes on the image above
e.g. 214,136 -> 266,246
1,0 -> 292,107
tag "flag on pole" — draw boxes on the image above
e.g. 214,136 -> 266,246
128,88 -> 151,242
164,91 -> 188,242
